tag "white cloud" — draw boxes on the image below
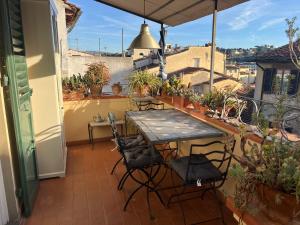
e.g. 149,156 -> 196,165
258,17 -> 285,30
228,0 -> 271,31
101,15 -> 138,32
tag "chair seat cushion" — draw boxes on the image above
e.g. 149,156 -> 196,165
121,134 -> 146,149
124,146 -> 163,169
170,155 -> 222,185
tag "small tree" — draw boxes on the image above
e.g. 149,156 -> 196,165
286,17 -> 300,70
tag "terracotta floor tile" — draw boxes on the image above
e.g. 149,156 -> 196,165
25,141 -> 237,225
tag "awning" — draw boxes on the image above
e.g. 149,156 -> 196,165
95,0 -> 248,26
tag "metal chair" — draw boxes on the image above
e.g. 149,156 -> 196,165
166,136 -> 236,225
108,112 -> 146,175
137,101 -> 165,111
112,127 -> 166,218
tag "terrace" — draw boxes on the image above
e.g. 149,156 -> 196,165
1,1 -> 300,225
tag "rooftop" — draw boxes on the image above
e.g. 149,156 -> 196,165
255,42 -> 300,63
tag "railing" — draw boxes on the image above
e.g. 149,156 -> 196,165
217,95 -> 300,142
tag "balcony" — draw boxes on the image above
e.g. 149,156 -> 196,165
24,93 -> 300,225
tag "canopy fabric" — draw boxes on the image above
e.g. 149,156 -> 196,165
95,0 -> 248,26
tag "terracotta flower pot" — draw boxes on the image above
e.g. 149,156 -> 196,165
136,85 -> 149,97
91,85 -> 103,96
257,184 -> 300,224
112,83 -> 122,96
183,97 -> 190,107
194,102 -> 201,110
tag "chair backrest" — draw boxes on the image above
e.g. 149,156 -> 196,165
108,112 -> 118,138
138,102 -> 165,111
188,136 -> 236,187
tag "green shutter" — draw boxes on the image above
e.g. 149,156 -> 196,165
0,0 -> 39,217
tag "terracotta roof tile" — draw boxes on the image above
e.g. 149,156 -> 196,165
256,42 -> 300,63
63,0 -> 82,33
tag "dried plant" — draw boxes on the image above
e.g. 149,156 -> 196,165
229,96 -> 300,213
286,17 -> 300,70
84,62 -> 110,89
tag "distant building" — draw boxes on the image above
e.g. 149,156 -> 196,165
136,46 -> 226,76
254,43 -> 300,107
226,62 -> 256,84
226,65 -> 240,79
166,67 -> 241,94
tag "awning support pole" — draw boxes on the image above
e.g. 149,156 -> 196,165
159,23 -> 167,80
209,0 -> 218,92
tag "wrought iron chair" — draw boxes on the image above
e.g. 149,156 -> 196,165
137,101 -> 165,111
112,126 -> 166,217
108,112 -> 146,175
166,136 -> 236,225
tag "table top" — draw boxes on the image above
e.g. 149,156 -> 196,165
89,120 -> 124,127
126,109 -> 224,143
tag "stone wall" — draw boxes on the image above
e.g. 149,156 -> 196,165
66,55 -> 134,93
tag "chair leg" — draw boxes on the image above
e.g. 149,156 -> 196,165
140,167 -> 165,206
213,188 -> 226,225
123,183 -> 144,211
118,170 -> 130,190
169,168 -> 187,225
110,157 -> 123,175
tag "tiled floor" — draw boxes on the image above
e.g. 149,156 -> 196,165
25,141 -> 237,225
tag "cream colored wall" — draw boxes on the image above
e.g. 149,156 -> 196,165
132,49 -> 158,60
226,68 -> 240,79
181,71 -> 223,86
0,87 -> 20,223
146,46 -> 225,75
64,98 -> 133,142
22,0 -> 65,178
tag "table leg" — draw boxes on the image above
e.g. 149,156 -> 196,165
125,115 -> 128,137
88,124 -> 91,144
91,126 -> 94,145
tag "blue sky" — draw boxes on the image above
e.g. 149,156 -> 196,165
68,0 -> 300,53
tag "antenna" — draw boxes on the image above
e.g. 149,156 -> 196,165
75,38 -> 79,50
99,37 -> 101,56
122,28 -> 124,57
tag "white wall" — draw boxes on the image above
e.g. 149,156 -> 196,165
67,55 -> 134,92
254,65 -> 265,100
22,0 -> 66,178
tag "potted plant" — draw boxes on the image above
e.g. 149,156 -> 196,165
84,62 -> 110,96
111,82 -> 122,96
229,96 -> 300,224
62,74 -> 85,100
128,70 -> 161,97
200,89 -> 227,117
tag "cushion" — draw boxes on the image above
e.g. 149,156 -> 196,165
169,155 -> 222,185
122,134 -> 146,149
124,146 -> 163,169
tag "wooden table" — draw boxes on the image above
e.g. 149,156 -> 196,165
125,109 -> 224,144
88,120 -> 124,144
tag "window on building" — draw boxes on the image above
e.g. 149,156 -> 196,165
263,68 -> 299,95
262,68 -> 274,94
193,58 -> 200,67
